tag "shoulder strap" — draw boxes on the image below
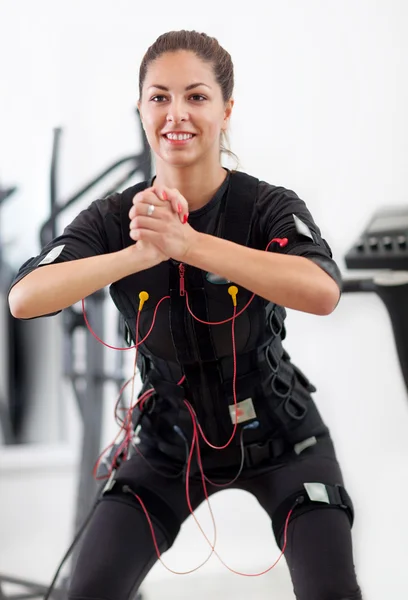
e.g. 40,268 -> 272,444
221,171 -> 259,246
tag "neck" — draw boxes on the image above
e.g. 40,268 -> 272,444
154,158 -> 228,212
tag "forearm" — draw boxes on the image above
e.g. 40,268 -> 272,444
9,247 -> 149,319
185,233 -> 340,315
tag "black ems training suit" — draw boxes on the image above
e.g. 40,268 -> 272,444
11,170 -> 363,600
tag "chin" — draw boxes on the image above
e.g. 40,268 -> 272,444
159,151 -> 202,169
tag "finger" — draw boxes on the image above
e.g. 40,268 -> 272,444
150,185 -> 169,203
133,202 -> 165,219
131,187 -> 158,206
129,227 -> 163,246
129,214 -> 166,232
129,189 -> 164,219
153,185 -> 189,223
134,202 -> 172,223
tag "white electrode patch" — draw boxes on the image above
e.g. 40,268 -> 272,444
229,397 -> 257,424
292,214 -> 314,241
303,482 -> 330,504
38,244 -> 65,266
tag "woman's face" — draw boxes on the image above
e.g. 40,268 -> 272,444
138,50 -> 233,169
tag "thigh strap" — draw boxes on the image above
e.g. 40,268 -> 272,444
272,483 -> 354,546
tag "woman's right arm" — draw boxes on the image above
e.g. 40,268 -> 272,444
9,245 -> 154,320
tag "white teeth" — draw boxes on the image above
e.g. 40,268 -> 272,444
166,133 -> 193,140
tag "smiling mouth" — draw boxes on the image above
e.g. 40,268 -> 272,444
163,132 -> 196,143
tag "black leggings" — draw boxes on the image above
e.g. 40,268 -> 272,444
68,434 -> 363,600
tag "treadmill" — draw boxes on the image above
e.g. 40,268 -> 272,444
343,206 -> 408,394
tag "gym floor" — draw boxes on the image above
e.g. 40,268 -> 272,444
141,568 -> 294,599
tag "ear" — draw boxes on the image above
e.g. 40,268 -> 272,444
222,99 -> 234,130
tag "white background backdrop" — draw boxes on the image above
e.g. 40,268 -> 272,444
1,1 -> 408,598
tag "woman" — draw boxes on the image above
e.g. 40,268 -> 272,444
9,30 -> 363,600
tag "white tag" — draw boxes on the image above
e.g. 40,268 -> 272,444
38,244 -> 65,266
229,397 -> 257,424
206,272 -> 231,284
293,214 -> 314,241
294,436 -> 317,455
304,482 -> 330,504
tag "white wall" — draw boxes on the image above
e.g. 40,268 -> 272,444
1,1 -> 408,598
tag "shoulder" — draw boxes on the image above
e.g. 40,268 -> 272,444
232,171 -> 302,206
256,179 -> 307,214
232,171 -> 308,222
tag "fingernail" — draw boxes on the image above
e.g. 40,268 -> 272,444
177,203 -> 182,214
162,190 -> 168,201
183,214 -> 188,224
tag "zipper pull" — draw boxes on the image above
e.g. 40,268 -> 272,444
179,263 -> 185,297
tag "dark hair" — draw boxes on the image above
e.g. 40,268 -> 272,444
138,30 -> 239,166
139,30 -> 234,102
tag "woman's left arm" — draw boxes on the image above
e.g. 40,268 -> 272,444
184,234 -> 340,316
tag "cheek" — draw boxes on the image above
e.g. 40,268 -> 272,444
142,111 -> 163,139
200,115 -> 223,143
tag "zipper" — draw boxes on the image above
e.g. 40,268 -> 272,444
179,263 -> 185,296
178,262 -> 200,362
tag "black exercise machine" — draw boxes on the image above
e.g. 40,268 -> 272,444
343,206 -> 408,395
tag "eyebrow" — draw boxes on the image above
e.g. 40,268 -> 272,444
148,82 -> 212,91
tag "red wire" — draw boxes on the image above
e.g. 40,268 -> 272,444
93,311 -> 143,479
214,508 -> 294,577
184,403 -> 217,546
185,290 -> 254,325
184,303 -> 239,450
81,295 -> 170,351
184,237 -> 288,327
182,400 -> 294,577
125,400 -> 217,575
127,484 -> 216,575
113,376 -> 135,426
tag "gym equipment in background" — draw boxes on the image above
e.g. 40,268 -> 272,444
343,206 -> 408,395
0,181 -> 21,445
0,111 -> 150,600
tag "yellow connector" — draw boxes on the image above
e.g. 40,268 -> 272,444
138,291 -> 149,311
228,285 -> 238,307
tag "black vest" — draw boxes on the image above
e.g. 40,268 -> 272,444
109,172 -> 327,449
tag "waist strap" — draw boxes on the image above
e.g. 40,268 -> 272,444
155,431 -> 289,470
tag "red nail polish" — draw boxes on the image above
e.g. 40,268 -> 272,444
162,190 -> 168,201
183,214 -> 188,224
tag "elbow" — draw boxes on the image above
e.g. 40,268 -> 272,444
8,286 -> 31,319
315,282 -> 341,316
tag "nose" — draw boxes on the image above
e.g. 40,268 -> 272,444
166,98 -> 189,124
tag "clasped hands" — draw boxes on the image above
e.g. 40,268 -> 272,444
128,185 -> 195,266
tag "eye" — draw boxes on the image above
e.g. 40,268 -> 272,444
190,94 -> 206,101
150,95 -> 167,102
